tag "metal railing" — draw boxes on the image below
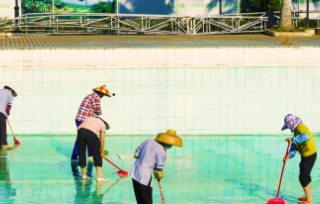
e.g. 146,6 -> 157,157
0,10 -> 319,35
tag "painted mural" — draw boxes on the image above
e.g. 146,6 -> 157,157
21,0 -> 117,14
20,0 -> 320,16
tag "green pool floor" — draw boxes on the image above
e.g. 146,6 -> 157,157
0,136 -> 319,204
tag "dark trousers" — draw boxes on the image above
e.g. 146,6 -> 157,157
299,152 -> 317,187
77,128 -> 102,167
71,120 -> 93,160
132,178 -> 153,204
0,113 -> 7,146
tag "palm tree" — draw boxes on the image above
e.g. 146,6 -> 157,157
279,0 -> 292,29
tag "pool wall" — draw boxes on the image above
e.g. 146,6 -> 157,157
1,47 -> 320,136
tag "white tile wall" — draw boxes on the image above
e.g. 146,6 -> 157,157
1,48 -> 320,136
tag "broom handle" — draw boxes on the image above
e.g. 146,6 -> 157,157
103,156 -> 121,171
276,142 -> 291,199
158,180 -> 165,204
6,119 -> 16,138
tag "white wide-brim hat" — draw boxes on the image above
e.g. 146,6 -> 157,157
4,84 -> 17,97
96,115 -> 110,130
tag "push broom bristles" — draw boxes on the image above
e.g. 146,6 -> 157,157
117,170 -> 129,176
266,198 -> 287,204
13,136 -> 21,145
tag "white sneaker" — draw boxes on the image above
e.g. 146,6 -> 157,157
82,175 -> 90,179
97,177 -> 109,182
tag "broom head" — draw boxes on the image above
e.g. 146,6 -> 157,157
117,170 -> 128,177
13,137 -> 21,145
266,198 -> 287,204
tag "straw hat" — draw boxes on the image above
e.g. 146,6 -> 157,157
155,129 -> 183,147
96,115 -> 110,130
4,85 -> 17,97
93,85 -> 111,97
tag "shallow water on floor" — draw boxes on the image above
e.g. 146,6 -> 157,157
0,136 -> 319,204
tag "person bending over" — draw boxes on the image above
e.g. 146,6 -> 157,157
130,129 -> 183,204
282,114 -> 317,204
77,115 -> 110,182
0,85 -> 18,149
72,85 -> 111,162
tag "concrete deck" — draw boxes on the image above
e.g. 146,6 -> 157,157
1,34 -> 320,49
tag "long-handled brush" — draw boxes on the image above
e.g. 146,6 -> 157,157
266,142 -> 291,204
158,180 -> 165,204
103,156 -> 128,176
6,119 -> 21,145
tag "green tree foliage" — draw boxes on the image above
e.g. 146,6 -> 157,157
22,0 -> 65,13
55,0 -> 65,9
89,4 -> 112,13
241,0 -> 281,13
266,0 -> 281,11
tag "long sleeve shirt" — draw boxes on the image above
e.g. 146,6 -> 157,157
75,93 -> 102,122
288,133 -> 310,159
130,139 -> 167,187
0,89 -> 13,117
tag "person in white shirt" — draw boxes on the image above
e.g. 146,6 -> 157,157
0,85 -> 17,149
77,115 -> 110,182
130,129 -> 183,204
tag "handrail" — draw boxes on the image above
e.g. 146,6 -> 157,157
0,10 -> 319,35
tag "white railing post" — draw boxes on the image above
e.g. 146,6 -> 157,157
117,0 -> 119,15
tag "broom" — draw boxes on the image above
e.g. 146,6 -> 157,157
7,119 -> 21,145
266,142 -> 291,204
158,180 -> 165,204
103,156 -> 128,176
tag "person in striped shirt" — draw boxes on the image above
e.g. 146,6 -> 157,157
71,85 -> 111,162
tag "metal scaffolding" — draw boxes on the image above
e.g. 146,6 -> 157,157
0,10 -> 319,35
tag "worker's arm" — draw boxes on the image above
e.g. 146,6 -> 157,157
134,140 -> 147,158
154,151 -> 167,181
6,95 -> 13,116
92,95 -> 102,116
6,105 -> 11,116
284,143 -> 297,162
100,132 -> 105,157
292,133 -> 310,145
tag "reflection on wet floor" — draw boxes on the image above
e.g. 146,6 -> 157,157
0,136 -> 319,203
0,144 -> 19,203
